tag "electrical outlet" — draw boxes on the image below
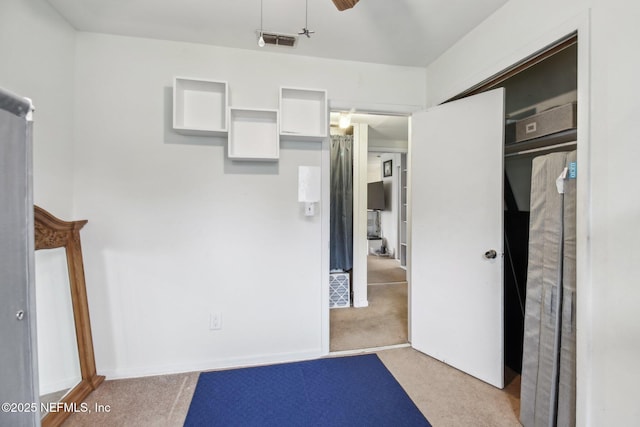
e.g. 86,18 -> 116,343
209,312 -> 222,330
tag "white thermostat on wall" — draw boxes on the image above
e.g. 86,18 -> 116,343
298,166 -> 320,216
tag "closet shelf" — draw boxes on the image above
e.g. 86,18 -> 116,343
279,87 -> 328,141
228,108 -> 279,161
173,77 -> 228,136
504,128 -> 577,155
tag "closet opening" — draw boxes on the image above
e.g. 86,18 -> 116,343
466,33 -> 578,423
501,38 -> 577,376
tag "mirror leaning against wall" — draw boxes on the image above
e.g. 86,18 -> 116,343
34,206 -> 104,427
36,246 -> 81,409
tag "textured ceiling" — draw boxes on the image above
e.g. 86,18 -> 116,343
46,0 -> 508,67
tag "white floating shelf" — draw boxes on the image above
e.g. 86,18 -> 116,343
279,87 -> 327,141
173,77 -> 228,136
228,108 -> 279,161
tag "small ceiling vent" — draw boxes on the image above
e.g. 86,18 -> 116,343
257,31 -> 298,48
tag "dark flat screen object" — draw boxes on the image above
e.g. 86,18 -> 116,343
368,181 -> 385,210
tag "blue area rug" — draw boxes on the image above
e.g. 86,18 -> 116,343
184,354 -> 431,426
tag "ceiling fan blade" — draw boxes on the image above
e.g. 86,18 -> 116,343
331,0 -> 360,12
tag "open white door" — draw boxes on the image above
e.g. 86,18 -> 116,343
410,88 -> 505,388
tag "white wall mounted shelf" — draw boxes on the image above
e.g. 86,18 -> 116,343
228,107 -> 279,161
279,87 -> 327,141
399,156 -> 408,268
173,77 -> 228,136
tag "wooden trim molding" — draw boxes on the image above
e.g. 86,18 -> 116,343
35,206 -> 105,427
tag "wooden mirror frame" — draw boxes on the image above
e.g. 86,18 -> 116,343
34,206 -> 105,427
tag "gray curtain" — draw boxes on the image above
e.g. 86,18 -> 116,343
330,135 -> 353,271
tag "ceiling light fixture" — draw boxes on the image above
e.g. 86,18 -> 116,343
298,0 -> 315,38
338,112 -> 351,129
258,0 -> 265,47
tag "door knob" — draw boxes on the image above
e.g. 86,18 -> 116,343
484,249 -> 497,259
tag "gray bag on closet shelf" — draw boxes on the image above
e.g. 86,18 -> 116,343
520,152 -> 567,427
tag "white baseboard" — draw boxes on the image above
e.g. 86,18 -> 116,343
98,348 -> 324,380
329,342 -> 411,357
353,299 -> 369,308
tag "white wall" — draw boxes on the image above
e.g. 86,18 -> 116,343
426,0 -> 640,424
72,32 -> 426,377
367,153 -> 382,183
0,0 -> 76,217
369,138 -> 408,152
0,0 -> 78,401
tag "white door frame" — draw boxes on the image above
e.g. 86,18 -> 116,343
322,103 -> 421,355
352,123 -> 369,308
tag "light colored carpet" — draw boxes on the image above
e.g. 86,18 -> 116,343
377,347 -> 521,427
63,372 -> 199,427
367,255 -> 406,283
63,348 -> 521,427
330,282 -> 408,351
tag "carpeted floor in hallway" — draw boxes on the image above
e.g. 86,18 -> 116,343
330,255 -> 408,352
330,282 -> 408,351
367,255 -> 406,283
